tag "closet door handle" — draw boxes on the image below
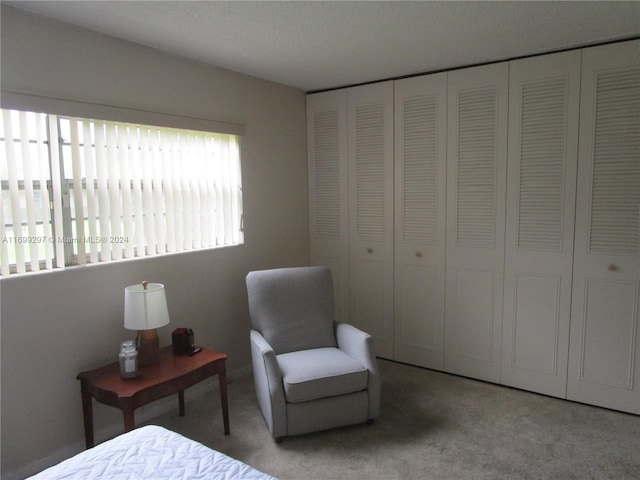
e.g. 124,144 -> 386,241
608,264 -> 619,272
416,251 -> 423,258
367,248 -> 373,254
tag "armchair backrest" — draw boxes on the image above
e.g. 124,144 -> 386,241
246,266 -> 337,354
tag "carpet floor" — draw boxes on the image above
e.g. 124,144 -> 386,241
152,359 -> 640,480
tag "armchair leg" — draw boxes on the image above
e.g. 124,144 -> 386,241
275,437 -> 284,444
367,419 -> 375,426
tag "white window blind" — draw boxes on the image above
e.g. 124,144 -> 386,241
1,108 -> 243,275
0,110 -> 56,274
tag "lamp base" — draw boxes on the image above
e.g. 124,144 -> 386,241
136,329 -> 160,366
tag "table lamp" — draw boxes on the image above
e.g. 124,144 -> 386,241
124,281 -> 170,365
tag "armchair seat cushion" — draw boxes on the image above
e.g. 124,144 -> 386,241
277,348 -> 368,403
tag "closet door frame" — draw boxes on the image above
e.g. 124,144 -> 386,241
567,40 -> 640,414
347,81 -> 395,359
393,73 -> 447,369
307,89 -> 349,322
444,63 -> 509,383
501,50 -> 581,398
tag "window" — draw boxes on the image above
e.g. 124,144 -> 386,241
0,108 -> 243,275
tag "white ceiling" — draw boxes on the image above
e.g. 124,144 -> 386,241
5,1 -> 640,92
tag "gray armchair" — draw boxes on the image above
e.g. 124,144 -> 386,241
246,266 -> 380,440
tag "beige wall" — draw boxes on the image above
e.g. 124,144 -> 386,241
0,6 -> 308,477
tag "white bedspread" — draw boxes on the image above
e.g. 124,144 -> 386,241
28,425 -> 277,480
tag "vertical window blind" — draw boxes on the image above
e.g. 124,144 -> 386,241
0,108 -> 243,275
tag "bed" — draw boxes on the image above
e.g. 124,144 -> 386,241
27,425 -> 277,479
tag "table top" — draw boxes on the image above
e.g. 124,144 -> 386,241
77,346 -> 226,397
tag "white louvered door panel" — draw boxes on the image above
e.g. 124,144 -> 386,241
348,81 -> 394,359
567,40 -> 640,414
307,90 -> 349,322
445,63 -> 509,383
502,51 -> 581,398
394,73 -> 447,369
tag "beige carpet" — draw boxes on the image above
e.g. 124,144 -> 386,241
152,359 -> 640,480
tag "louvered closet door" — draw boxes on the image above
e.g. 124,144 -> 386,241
445,63 -> 508,383
348,81 -> 394,359
567,40 -> 640,414
501,51 -> 581,398
307,90 -> 349,322
394,73 -> 447,369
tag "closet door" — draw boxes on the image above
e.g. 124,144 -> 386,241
501,51 -> 581,398
567,41 -> 640,414
348,81 -> 394,359
393,73 -> 447,369
445,63 -> 509,383
307,90 -> 349,322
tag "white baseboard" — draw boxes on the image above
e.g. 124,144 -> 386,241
3,364 -> 253,480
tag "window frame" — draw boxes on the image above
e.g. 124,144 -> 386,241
1,102 -> 245,276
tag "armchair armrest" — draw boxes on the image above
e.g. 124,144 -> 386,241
336,322 -> 381,419
250,329 -> 287,438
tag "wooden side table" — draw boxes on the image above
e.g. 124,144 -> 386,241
77,346 -> 229,448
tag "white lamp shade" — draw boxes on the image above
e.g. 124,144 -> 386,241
124,283 -> 170,330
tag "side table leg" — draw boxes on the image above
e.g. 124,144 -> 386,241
218,369 -> 230,435
123,410 -> 135,432
80,387 -> 94,449
179,390 -> 185,416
